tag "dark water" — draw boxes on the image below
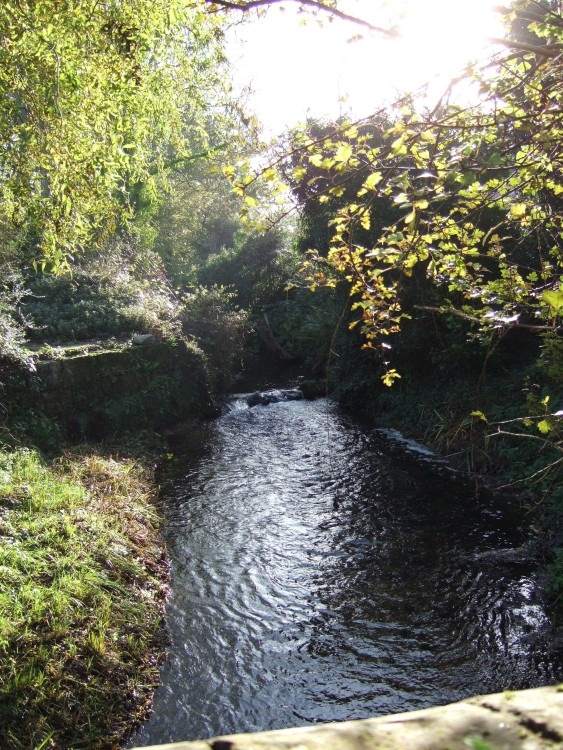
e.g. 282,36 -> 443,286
131,396 -> 561,747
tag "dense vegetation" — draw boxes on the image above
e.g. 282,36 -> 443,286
0,0 -> 562,746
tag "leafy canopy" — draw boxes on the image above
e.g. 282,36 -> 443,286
279,0 -> 562,377
0,0 -> 229,269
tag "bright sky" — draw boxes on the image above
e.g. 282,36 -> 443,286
227,0 -> 505,135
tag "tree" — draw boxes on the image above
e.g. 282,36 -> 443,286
0,0 -> 230,269
0,0 -> 406,273
276,2 -> 562,383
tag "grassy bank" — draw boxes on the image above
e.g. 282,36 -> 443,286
0,445 -> 169,749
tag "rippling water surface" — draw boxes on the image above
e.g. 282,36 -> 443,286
132,396 -> 561,746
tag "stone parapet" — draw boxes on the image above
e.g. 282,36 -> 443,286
9,339 -> 217,440
133,685 -> 563,750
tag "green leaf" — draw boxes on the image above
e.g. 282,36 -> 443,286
462,172 -> 479,186
537,419 -> 551,435
464,738 -> 494,750
391,136 -> 408,156
362,171 -> 382,191
334,143 -> 352,163
487,152 -> 503,167
470,410 -> 488,423
543,289 -> 563,313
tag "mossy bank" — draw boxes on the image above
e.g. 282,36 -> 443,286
0,338 -> 219,748
4,338 -> 218,445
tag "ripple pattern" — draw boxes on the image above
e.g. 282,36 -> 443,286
132,398 -> 562,746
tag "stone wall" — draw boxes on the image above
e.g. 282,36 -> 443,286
133,685 -> 563,750
14,339 -> 217,440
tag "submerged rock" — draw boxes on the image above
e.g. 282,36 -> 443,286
463,543 -> 537,567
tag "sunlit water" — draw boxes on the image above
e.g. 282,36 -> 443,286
131,396 -> 561,746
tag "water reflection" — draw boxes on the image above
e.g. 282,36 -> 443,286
131,397 -> 561,746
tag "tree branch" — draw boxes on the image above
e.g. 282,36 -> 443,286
489,37 -> 563,58
203,0 -> 397,36
413,305 -> 562,333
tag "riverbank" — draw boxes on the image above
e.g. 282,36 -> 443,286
0,440 -> 170,749
0,334 -> 230,748
330,359 -> 563,626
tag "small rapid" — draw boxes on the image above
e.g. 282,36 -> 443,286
131,395 -> 561,746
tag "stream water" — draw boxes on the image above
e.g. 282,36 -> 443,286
131,394 -> 562,747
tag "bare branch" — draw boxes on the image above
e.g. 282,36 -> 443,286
203,0 -> 397,36
489,37 -> 563,57
495,455 -> 563,489
413,305 -> 562,333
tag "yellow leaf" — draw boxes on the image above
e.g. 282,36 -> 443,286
391,137 -> 408,156
537,419 -> 551,435
362,171 -> 382,191
470,410 -> 488,422
510,202 -> 527,219
334,143 -> 353,162
381,369 -> 401,387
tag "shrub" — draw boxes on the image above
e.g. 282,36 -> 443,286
180,285 -> 249,390
23,235 -> 180,341
0,274 -> 34,382
197,228 -> 299,311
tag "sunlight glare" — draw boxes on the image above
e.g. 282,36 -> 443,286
228,0 -> 506,134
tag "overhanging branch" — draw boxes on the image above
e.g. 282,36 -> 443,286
413,305 -> 561,333
203,0 -> 397,36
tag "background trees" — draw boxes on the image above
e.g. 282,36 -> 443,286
0,0 -> 233,269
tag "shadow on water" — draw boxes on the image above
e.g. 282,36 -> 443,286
130,396 -> 562,747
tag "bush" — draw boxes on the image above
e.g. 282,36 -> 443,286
180,285 -> 249,390
0,274 -> 34,382
197,228 -> 299,311
23,236 -> 180,341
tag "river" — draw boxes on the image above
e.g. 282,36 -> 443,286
131,393 -> 561,747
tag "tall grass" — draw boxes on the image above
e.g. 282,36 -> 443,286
0,447 -> 169,749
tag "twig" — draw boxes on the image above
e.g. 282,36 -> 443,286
203,0 -> 397,36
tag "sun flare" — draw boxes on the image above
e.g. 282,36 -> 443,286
228,0 -> 506,134
354,0 -> 505,92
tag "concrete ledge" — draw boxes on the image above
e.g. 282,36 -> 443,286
133,685 -> 563,750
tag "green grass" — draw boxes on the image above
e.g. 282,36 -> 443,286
0,447 -> 169,749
